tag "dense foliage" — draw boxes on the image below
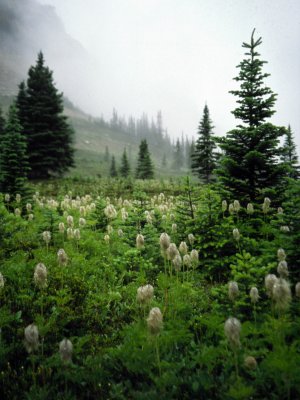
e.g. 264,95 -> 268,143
0,177 -> 299,399
136,139 -> 154,179
16,52 -> 75,179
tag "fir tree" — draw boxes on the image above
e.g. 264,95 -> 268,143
120,148 -> 130,177
110,155 -> 118,177
104,145 -> 110,162
217,30 -> 287,201
16,52 -> 74,179
173,138 -> 184,169
282,125 -> 299,179
0,104 -> 30,196
0,106 -> 6,184
192,104 -> 217,183
136,139 -> 154,179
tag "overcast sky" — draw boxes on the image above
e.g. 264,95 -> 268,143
38,0 -> 300,149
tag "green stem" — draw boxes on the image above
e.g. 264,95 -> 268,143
155,337 -> 161,377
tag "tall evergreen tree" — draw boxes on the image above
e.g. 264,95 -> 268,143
110,155 -> 118,177
282,125 -> 299,179
0,104 -> 30,196
192,104 -> 217,183
120,148 -> 130,177
0,106 -> 6,185
136,139 -> 154,179
217,30 -> 287,201
16,52 -> 74,179
173,138 -> 184,169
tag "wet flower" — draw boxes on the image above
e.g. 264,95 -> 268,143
277,248 -> 286,261
172,254 -> 182,272
104,204 -> 117,219
147,307 -> 163,335
28,214 -> 34,221
229,203 -> 234,215
277,260 -> 288,278
233,228 -> 240,241
160,233 -> 170,252
57,249 -> 68,266
280,226 -> 290,233
247,203 -> 254,214
137,284 -> 154,304
244,356 -> 257,370
224,317 -> 241,349
188,233 -> 195,246
277,207 -> 284,214
265,274 -> 278,297
4,194 -> 10,202
179,241 -> 188,255
79,217 -> 86,227
14,208 -> 21,217
136,234 -> 144,249
34,263 -> 47,289
233,200 -> 241,213
67,228 -> 74,239
24,324 -> 39,353
42,231 -> 51,244
262,197 -> 271,214
222,200 -> 227,213
16,194 -> 21,203
67,215 -> 74,227
26,203 -> 32,212
272,279 -> 292,311
118,229 -> 124,237
167,243 -> 178,260
104,234 -> 110,244
190,249 -> 199,264
171,223 -> 177,233
59,338 -> 73,363
250,287 -> 259,304
74,228 -> 80,240
228,281 -> 239,301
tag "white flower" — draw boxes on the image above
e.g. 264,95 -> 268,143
24,324 -> 39,353
147,307 -> 163,335
59,338 -> 73,363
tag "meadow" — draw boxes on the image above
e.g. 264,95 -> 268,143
0,177 -> 299,399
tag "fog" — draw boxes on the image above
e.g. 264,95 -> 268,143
36,0 -> 300,148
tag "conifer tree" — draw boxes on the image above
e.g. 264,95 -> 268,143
136,139 -> 154,179
0,106 -> 6,185
192,104 -> 217,183
217,30 -> 287,201
0,104 -> 30,196
16,52 -> 74,179
282,125 -> 299,179
120,148 -> 130,177
110,155 -> 118,177
173,138 -> 184,169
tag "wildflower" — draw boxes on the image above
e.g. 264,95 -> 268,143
250,287 -> 259,304
277,207 -> 284,214
262,197 -> 271,214
4,194 -> 10,202
277,248 -> 286,261
57,249 -> 68,266
179,241 -> 188,255
228,281 -> 239,301
172,254 -> 182,272
16,193 -> 21,203
28,214 -> 34,221
147,307 -> 163,335
14,208 -> 21,216
280,226 -> 290,233
67,215 -> 74,227
79,217 -> 86,227
104,234 -> 110,244
137,284 -> 154,304
224,317 -> 241,349
118,229 -> 123,237
244,356 -> 257,370
42,231 -> 51,244
104,204 -> 117,219
136,234 -> 144,249
34,263 -> 47,289
146,214 -> 153,224
190,249 -> 199,264
247,203 -> 254,214
107,225 -> 113,234
67,228 -> 74,239
74,228 -> 80,240
265,274 -> 278,297
228,203 -> 234,215
233,228 -> 240,241
0,272 -> 4,289
183,254 -> 191,267
171,223 -> 177,233
24,324 -> 39,353
233,200 -> 241,213
277,260 -> 288,278
295,282 -> 300,298
59,338 -> 73,363
167,243 -> 178,260
188,233 -> 195,246
26,203 -> 32,212
222,200 -> 227,213
59,222 -> 65,233
272,279 -> 292,311
159,233 -> 171,252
